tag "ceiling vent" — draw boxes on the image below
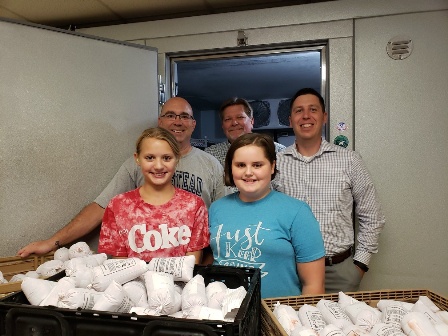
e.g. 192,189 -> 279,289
386,36 -> 413,60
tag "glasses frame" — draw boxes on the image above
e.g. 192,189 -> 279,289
160,112 -> 194,121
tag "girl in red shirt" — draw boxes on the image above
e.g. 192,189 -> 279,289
98,127 -> 209,263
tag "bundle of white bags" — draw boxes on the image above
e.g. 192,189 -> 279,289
19,242 -> 247,322
273,291 -> 448,336
0,241 -> 92,286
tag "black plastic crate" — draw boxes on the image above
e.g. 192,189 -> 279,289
0,264 -> 260,336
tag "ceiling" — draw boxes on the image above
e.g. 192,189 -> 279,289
0,0 -> 334,29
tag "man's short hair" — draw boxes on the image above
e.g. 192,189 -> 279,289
219,97 -> 253,120
290,88 -> 325,112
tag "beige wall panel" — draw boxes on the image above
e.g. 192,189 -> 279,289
355,10 -> 448,295
0,21 -> 159,256
142,20 -> 351,54
328,37 -> 353,149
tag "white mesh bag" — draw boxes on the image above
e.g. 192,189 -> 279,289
21,277 -> 57,305
68,242 -> 92,259
181,274 -> 207,312
36,259 -> 65,277
92,280 -> 134,313
147,255 -> 195,282
144,271 -> 177,315
89,257 -> 147,292
316,299 -> 353,330
58,288 -> 103,310
39,277 -> 76,307
298,304 -> 327,332
123,278 -> 149,308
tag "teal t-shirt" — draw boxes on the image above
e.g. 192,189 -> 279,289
209,190 -> 325,298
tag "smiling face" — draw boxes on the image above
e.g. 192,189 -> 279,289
135,137 -> 178,188
222,104 -> 254,143
290,93 -> 327,144
231,144 -> 275,203
158,97 -> 196,152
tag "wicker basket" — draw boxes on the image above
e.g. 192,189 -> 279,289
261,289 -> 448,336
0,253 -> 54,296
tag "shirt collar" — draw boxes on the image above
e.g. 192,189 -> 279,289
284,138 -> 336,160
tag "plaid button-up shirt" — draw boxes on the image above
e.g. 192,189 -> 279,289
272,139 -> 385,265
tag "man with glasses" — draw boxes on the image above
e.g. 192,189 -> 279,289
18,97 -> 225,259
205,97 -> 285,168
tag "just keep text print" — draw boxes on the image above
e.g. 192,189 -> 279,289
211,221 -> 270,277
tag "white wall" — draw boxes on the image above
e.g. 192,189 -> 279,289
0,20 -> 159,256
354,10 -> 448,295
80,0 -> 448,295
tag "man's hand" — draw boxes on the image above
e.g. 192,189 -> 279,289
17,202 -> 105,258
18,239 -> 55,258
354,264 -> 366,278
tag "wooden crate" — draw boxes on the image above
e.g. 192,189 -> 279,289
261,289 -> 448,336
0,253 -> 54,296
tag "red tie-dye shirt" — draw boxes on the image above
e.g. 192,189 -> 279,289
98,188 -> 209,261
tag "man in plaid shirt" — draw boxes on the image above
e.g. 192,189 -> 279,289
272,88 -> 385,293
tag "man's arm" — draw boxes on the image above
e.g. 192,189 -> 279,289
351,153 -> 386,266
18,156 -> 140,258
212,160 -> 227,201
17,202 -> 105,257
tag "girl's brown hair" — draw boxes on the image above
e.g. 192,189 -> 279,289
135,127 -> 180,161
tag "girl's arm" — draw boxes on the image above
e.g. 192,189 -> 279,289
297,257 -> 325,295
200,246 -> 214,265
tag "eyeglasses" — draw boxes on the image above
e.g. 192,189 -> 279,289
160,112 -> 194,121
